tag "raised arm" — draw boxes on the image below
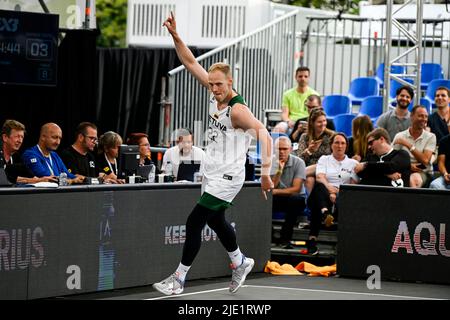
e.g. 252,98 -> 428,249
231,104 -> 273,193
163,12 -> 209,87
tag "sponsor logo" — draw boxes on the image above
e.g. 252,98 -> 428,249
165,222 -> 236,245
0,227 -> 45,271
391,221 -> 449,257
0,17 -> 19,32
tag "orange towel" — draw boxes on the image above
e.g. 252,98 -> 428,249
264,260 -> 337,277
295,261 -> 337,277
264,261 -> 304,275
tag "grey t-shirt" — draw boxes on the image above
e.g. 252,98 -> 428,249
270,154 -> 306,195
376,109 -> 411,141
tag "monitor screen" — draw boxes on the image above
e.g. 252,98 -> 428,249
117,145 -> 140,179
176,162 -> 200,182
0,9 -> 59,86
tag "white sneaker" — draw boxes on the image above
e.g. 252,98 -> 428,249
152,273 -> 184,295
229,256 -> 254,293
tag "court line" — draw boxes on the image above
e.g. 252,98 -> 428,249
146,287 -> 229,300
244,285 -> 444,300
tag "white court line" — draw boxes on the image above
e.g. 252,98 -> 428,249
244,285 -> 444,300
146,287 -> 229,300
147,284 -> 444,300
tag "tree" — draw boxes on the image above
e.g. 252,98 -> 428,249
96,0 -> 128,47
290,0 -> 361,15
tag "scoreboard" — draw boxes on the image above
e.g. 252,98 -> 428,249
0,9 -> 59,86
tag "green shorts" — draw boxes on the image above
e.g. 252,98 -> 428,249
198,192 -> 233,211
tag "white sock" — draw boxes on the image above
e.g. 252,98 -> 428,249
175,263 -> 191,282
228,248 -> 243,267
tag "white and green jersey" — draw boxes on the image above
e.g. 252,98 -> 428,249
201,94 -> 252,203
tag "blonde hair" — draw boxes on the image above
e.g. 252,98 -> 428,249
208,63 -> 232,77
352,115 -> 374,159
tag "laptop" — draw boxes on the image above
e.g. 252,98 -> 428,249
176,162 -> 200,182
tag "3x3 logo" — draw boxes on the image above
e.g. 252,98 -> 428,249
0,18 -> 19,32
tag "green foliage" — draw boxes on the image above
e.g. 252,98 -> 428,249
96,0 -> 128,47
290,0 -> 361,15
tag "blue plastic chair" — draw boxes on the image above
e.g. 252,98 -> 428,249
375,63 -> 405,88
389,78 -> 414,100
322,95 -> 351,120
348,77 -> 379,105
408,98 -> 432,114
333,114 -> 356,138
358,96 -> 383,123
421,63 -> 444,90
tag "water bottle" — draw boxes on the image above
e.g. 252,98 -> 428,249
165,161 -> 174,182
59,172 -> 68,186
148,164 -> 156,183
165,161 -> 173,176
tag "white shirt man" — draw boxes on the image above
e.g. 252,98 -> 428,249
162,131 -> 205,180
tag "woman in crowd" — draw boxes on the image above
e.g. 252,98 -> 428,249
303,133 -> 359,255
348,115 -> 373,161
96,131 -> 125,184
295,108 -> 334,193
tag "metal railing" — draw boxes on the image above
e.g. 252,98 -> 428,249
166,9 -> 300,146
302,16 -> 450,96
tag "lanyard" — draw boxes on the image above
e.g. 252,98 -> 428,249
105,153 -> 117,175
37,145 -> 55,176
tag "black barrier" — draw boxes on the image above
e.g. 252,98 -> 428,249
0,182 -> 272,299
338,185 -> 450,285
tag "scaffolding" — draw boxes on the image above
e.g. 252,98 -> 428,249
383,0 -> 423,111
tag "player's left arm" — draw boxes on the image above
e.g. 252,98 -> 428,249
231,104 -> 273,192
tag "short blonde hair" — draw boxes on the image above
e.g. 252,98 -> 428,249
208,62 -> 232,77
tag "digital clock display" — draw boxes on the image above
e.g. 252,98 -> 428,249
0,9 -> 58,86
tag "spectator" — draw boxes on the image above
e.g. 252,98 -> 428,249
429,133 -> 450,190
303,133 -> 359,255
347,115 -> 374,161
22,123 -> 84,184
289,95 -> 335,143
1,120 -> 54,184
96,131 -> 125,184
376,85 -> 413,141
281,66 -> 319,129
393,105 -> 436,188
428,87 -> 450,145
270,136 -> 306,249
295,108 -> 334,193
355,128 -> 411,187
60,122 -> 98,180
162,128 -> 205,179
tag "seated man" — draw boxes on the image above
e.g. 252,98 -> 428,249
281,66 -> 319,129
393,105 -> 436,188
1,119 -> 55,184
60,122 -> 98,180
270,136 -> 306,248
428,87 -> 450,145
355,128 -> 411,187
430,133 -> 450,190
22,123 -> 84,185
162,128 -> 205,180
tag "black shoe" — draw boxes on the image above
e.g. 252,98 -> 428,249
307,239 -> 319,256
